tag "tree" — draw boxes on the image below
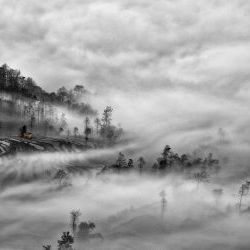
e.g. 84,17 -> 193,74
43,119 -> 50,136
57,87 -> 69,103
60,113 -> 68,131
116,152 -> 127,169
0,64 -> 8,89
157,145 -> 173,170
127,159 -> 134,169
54,169 -> 68,186
239,182 -> 250,212
85,127 -> 91,143
77,221 -> 95,240
218,127 -> 227,144
137,157 -> 146,174
73,85 -> 85,100
59,127 -> 64,135
30,111 -> 36,131
84,116 -> 90,129
70,210 -> 81,236
101,106 -> 113,128
159,190 -> 167,220
204,153 -> 220,173
57,232 -> 74,250
193,170 -> 209,189
95,118 -> 101,136
9,68 -> 20,92
67,129 -> 71,138
180,154 -> 189,165
84,117 -> 91,144
152,162 -> 159,172
73,127 -> 79,137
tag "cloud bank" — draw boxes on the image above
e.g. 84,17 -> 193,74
1,0 -> 250,161
1,0 -> 249,93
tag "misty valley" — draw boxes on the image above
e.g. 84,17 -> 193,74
0,64 -> 250,250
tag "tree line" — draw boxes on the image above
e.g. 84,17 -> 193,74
0,63 -> 96,115
101,145 -> 220,180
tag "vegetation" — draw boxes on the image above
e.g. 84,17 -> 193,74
137,157 -> 146,174
70,210 -> 81,236
239,181 -> 250,212
0,64 -> 123,144
101,144 -> 220,179
57,232 -> 74,250
54,169 -> 70,186
0,64 -> 96,115
43,210 -> 102,250
100,106 -> 123,142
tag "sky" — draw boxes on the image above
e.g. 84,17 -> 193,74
1,0 -> 250,156
1,3 -> 250,248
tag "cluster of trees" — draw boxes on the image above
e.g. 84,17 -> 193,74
99,153 -> 146,174
151,145 -> 220,175
71,106 -> 123,143
0,94 -> 57,136
43,210 -> 102,250
103,145 -> 220,178
0,64 -> 123,142
0,63 -> 96,115
0,93 -> 75,137
53,169 -> 71,187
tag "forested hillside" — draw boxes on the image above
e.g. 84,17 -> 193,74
0,64 -> 123,142
0,63 -> 96,114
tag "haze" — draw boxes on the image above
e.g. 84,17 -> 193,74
1,1 -> 250,249
1,0 -> 250,157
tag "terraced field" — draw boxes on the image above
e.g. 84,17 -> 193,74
0,136 -> 94,156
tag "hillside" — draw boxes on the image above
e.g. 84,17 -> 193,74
0,64 -> 123,143
0,136 -> 97,157
0,63 -> 97,115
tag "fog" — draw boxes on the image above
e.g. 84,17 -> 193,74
0,144 -> 248,250
1,0 -> 250,249
88,86 -> 250,175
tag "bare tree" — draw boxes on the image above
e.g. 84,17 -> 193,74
95,118 -> 101,136
137,157 -> 146,174
193,170 -> 209,189
70,210 -> 81,236
239,182 -> 250,212
84,117 -> 91,144
159,190 -> 167,220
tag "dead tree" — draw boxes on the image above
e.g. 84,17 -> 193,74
70,210 -> 81,236
159,190 -> 167,220
239,182 -> 250,212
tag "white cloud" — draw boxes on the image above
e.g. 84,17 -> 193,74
1,0 -> 250,155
